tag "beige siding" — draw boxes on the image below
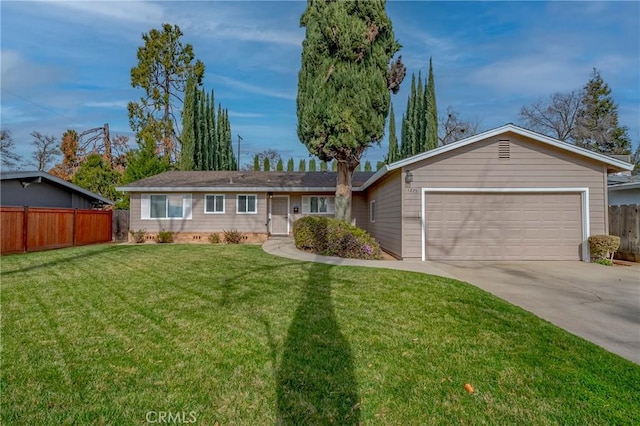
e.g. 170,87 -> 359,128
352,193 -> 369,230
402,133 -> 607,259
129,192 -> 269,233
366,170 -> 402,257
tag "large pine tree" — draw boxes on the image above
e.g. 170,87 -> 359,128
574,68 -> 631,155
297,0 -> 405,222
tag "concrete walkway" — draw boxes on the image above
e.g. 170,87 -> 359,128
262,237 -> 640,364
262,237 -> 457,279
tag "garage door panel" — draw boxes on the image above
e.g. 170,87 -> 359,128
425,192 -> 582,261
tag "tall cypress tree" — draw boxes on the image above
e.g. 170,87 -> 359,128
276,158 -> 284,171
308,158 -> 317,172
386,101 -> 399,163
287,157 -> 295,172
253,154 -> 260,171
425,57 -> 438,150
297,0 -> 405,222
298,159 -> 306,172
179,75 -> 197,170
400,62 -> 438,158
264,157 -> 271,172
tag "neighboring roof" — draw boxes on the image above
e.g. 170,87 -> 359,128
608,181 -> 640,192
608,174 -> 639,186
361,123 -> 635,190
116,171 -> 376,192
1,171 -> 114,205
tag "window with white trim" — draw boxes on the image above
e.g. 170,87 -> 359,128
370,200 -> 376,223
302,196 -> 335,214
204,194 -> 225,214
141,194 -> 192,220
237,194 -> 257,214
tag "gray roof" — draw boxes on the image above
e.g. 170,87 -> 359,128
1,170 -> 114,204
117,171 -> 376,192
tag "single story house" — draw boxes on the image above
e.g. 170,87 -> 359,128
1,171 -> 113,209
117,124 -> 634,261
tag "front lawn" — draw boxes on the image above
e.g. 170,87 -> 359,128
1,244 -> 638,424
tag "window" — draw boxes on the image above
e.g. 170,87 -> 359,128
302,196 -> 335,214
205,194 -> 225,214
237,194 -> 257,214
370,200 -> 376,223
142,194 -> 192,220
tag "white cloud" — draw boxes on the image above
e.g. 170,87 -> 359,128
228,111 -> 265,119
214,75 -> 296,100
84,100 -> 129,109
45,0 -> 165,25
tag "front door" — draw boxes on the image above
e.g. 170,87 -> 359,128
271,196 -> 289,235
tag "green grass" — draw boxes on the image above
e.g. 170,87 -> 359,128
1,244 -> 639,425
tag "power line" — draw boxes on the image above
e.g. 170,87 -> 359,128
1,87 -> 76,122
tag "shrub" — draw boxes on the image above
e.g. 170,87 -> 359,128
156,229 -> 174,243
588,235 -> 620,263
594,258 -> 613,266
293,216 -> 381,260
208,233 -> 222,244
129,229 -> 146,244
223,229 -> 243,244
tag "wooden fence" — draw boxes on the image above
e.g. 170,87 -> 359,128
112,210 -> 130,242
609,204 -> 640,262
1,207 -> 113,254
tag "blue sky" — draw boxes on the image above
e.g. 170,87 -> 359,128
2,0 -> 639,167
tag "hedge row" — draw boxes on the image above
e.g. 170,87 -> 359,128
293,216 -> 381,260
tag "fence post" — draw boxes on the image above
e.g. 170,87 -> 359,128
73,209 -> 78,247
23,206 -> 28,253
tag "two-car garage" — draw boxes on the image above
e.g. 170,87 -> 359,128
423,189 -> 586,261
361,124 -> 633,262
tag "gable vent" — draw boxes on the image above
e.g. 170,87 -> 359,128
498,140 -> 510,160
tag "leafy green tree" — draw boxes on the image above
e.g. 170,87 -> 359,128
297,0 -> 405,221
287,157 -> 295,172
331,160 -> 337,171
121,135 -> 170,204
253,154 -> 260,171
308,158 -> 317,172
276,158 -> 284,171
364,160 -> 372,171
385,102 -> 399,163
72,153 -> 122,204
264,157 -> 271,171
128,23 -> 205,162
376,161 -> 385,171
320,161 -> 328,171
298,159 -> 306,172
574,68 -> 631,155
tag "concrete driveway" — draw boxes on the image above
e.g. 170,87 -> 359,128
432,261 -> 640,364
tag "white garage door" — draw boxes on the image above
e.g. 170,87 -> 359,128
424,192 -> 582,260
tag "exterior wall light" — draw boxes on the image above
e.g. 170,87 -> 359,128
405,170 -> 413,184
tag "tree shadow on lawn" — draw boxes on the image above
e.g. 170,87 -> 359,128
276,262 -> 360,424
